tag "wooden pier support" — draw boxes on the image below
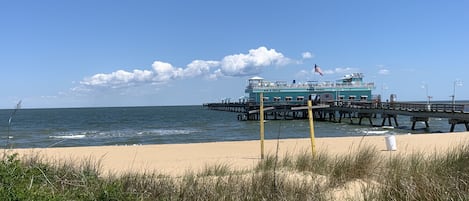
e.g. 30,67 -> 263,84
449,119 -> 469,132
339,111 -> 354,124
330,112 -> 336,122
358,113 -> 374,126
411,117 -> 430,130
381,114 -> 399,127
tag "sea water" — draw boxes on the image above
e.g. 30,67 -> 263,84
0,105 -> 465,148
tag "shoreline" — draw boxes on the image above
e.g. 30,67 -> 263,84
7,132 -> 469,176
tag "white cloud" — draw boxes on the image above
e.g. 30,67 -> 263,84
302,52 -> 313,59
151,61 -> 183,82
208,69 -> 224,80
378,69 -> 390,75
321,67 -> 357,75
376,65 -> 390,75
80,69 -> 154,87
77,46 -> 292,90
215,46 -> 290,77
334,67 -> 357,74
185,60 -> 220,77
295,69 -> 311,80
151,60 -> 220,81
294,66 -> 359,79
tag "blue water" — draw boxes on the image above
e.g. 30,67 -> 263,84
0,106 -> 466,148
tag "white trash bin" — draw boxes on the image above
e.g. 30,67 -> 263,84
385,134 -> 397,151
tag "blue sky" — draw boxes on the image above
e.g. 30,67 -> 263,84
1,0 -> 468,108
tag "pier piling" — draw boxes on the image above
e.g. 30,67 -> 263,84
381,114 -> 399,127
449,119 -> 469,132
358,113 -> 374,126
411,117 -> 430,130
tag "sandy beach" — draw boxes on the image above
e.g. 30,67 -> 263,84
9,132 -> 469,176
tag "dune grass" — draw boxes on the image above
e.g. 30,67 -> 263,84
2,144 -> 469,200
367,144 -> 469,200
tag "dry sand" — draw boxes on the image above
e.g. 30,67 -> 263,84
8,132 -> 469,176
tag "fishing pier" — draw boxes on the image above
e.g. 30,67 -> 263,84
208,73 -> 469,132
204,101 -> 469,132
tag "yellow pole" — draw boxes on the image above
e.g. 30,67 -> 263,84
260,92 -> 265,159
307,100 -> 316,157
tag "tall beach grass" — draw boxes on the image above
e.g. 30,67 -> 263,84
2,143 -> 469,200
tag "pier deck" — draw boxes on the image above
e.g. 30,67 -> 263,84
204,101 -> 469,132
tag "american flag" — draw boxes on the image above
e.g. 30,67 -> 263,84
314,64 -> 324,76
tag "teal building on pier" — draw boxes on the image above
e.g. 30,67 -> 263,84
245,73 -> 375,103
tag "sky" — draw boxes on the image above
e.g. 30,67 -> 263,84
1,0 -> 468,109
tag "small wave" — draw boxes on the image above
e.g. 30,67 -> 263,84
50,134 -> 86,139
364,130 -> 389,135
139,129 -> 200,136
49,128 -> 200,139
49,130 -> 97,139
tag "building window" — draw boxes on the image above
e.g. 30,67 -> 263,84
360,96 -> 368,101
339,95 -> 345,100
296,96 -> 304,101
285,96 -> 292,101
263,97 -> 270,102
349,96 -> 356,101
274,97 -> 281,102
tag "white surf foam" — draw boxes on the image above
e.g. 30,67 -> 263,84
364,130 -> 389,135
50,134 -> 86,139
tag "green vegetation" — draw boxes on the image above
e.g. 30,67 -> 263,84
2,144 -> 469,200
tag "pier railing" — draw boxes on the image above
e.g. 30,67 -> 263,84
336,101 -> 468,113
248,82 -> 375,90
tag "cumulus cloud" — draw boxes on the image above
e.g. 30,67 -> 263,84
80,69 -> 154,88
185,60 -> 220,77
302,52 -> 313,59
78,46 -> 292,90
151,61 -> 183,82
151,60 -> 221,81
215,46 -> 290,77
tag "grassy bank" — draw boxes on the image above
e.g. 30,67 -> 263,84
2,144 -> 469,200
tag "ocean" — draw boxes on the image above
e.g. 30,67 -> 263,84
0,105 -> 466,148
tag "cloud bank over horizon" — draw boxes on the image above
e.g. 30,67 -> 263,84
77,46 -> 296,91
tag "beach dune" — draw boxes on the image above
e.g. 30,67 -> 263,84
9,132 -> 469,176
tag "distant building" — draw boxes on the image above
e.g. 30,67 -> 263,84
245,73 -> 375,103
